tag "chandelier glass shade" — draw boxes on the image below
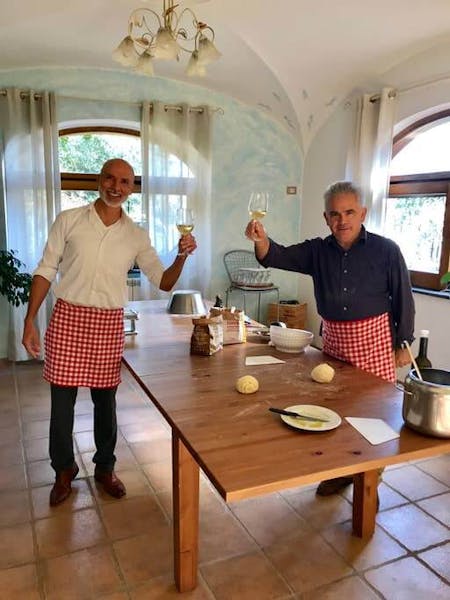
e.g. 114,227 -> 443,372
113,0 -> 221,77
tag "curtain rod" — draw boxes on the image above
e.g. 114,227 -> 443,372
399,72 -> 450,96
0,89 -> 224,115
369,90 -> 397,103
370,72 -> 450,103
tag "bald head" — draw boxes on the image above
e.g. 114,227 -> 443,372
100,158 -> 135,180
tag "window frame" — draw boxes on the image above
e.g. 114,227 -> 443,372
388,173 -> 450,289
59,126 -> 142,194
389,113 -> 450,291
59,126 -> 195,208
59,126 -> 198,260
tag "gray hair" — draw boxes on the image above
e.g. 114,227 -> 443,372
323,181 -> 362,211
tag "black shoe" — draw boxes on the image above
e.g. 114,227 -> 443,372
316,476 -> 354,496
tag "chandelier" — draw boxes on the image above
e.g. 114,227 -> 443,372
113,0 -> 221,77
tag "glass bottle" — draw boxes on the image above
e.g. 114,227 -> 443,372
414,330 -> 432,370
213,295 -> 223,308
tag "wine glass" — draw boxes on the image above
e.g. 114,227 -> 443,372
248,192 -> 269,241
176,208 -> 194,256
248,192 -> 269,221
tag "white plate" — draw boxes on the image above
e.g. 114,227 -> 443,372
280,404 -> 342,432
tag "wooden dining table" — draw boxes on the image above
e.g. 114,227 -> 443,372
122,300 -> 450,593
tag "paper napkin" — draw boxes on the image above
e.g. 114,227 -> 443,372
345,417 -> 400,445
245,355 -> 285,366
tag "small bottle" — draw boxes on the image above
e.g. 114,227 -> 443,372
414,330 -> 432,370
213,295 -> 224,308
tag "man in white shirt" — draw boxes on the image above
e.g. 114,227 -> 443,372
22,158 -> 197,506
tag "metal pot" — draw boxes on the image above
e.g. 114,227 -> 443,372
167,290 -> 207,315
401,368 -> 450,438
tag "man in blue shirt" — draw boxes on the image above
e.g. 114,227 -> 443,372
245,181 -> 415,497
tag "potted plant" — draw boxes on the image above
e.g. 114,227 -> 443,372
0,249 -> 32,307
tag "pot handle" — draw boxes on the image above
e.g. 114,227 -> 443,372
395,380 -> 414,396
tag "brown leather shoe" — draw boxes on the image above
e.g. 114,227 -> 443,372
49,462 -> 79,506
94,468 -> 126,498
316,476 -> 354,496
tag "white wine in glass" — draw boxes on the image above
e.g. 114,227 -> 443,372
248,192 -> 269,220
248,192 -> 269,241
176,223 -> 194,235
176,208 -> 194,235
176,208 -> 194,256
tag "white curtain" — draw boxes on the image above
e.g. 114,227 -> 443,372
346,87 -> 397,233
141,101 -> 212,298
0,88 -> 60,360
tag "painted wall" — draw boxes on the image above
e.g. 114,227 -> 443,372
0,67 -> 303,358
299,99 -> 357,345
300,61 -> 450,371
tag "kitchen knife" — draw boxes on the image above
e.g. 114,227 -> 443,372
269,407 -> 330,423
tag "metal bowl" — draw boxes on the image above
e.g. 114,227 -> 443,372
167,290 -> 207,315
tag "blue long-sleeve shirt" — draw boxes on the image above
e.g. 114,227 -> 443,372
258,226 -> 415,349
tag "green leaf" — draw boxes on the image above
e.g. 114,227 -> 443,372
441,272 -> 450,285
0,250 -> 32,306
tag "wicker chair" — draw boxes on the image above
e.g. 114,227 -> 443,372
223,250 -> 279,323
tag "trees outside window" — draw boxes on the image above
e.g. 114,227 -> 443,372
388,112 -> 450,290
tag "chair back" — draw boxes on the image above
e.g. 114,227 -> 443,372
223,250 -> 262,284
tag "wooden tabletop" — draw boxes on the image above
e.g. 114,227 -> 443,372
123,301 -> 450,502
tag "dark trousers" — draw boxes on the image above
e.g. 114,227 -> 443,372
49,384 -> 118,473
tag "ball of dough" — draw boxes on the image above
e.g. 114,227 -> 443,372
311,363 -> 335,383
236,375 -> 259,394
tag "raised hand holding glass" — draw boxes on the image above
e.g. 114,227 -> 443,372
176,208 -> 194,256
248,192 -> 269,241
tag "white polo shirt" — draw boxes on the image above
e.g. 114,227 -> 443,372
34,203 -> 164,308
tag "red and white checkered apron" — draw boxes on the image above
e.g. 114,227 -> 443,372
44,299 -> 125,388
322,312 -> 395,382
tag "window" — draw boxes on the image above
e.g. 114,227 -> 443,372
59,127 -> 194,257
388,112 -> 450,290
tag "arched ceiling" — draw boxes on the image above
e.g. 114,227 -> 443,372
2,0 -> 450,152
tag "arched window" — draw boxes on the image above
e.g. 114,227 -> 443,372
59,127 -> 194,257
388,112 -> 450,290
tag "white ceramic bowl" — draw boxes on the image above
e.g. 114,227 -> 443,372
269,326 -> 314,353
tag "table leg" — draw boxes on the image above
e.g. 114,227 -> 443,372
352,469 -> 378,538
172,432 -> 200,592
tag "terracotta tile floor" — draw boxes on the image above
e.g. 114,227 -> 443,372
0,360 -> 449,599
